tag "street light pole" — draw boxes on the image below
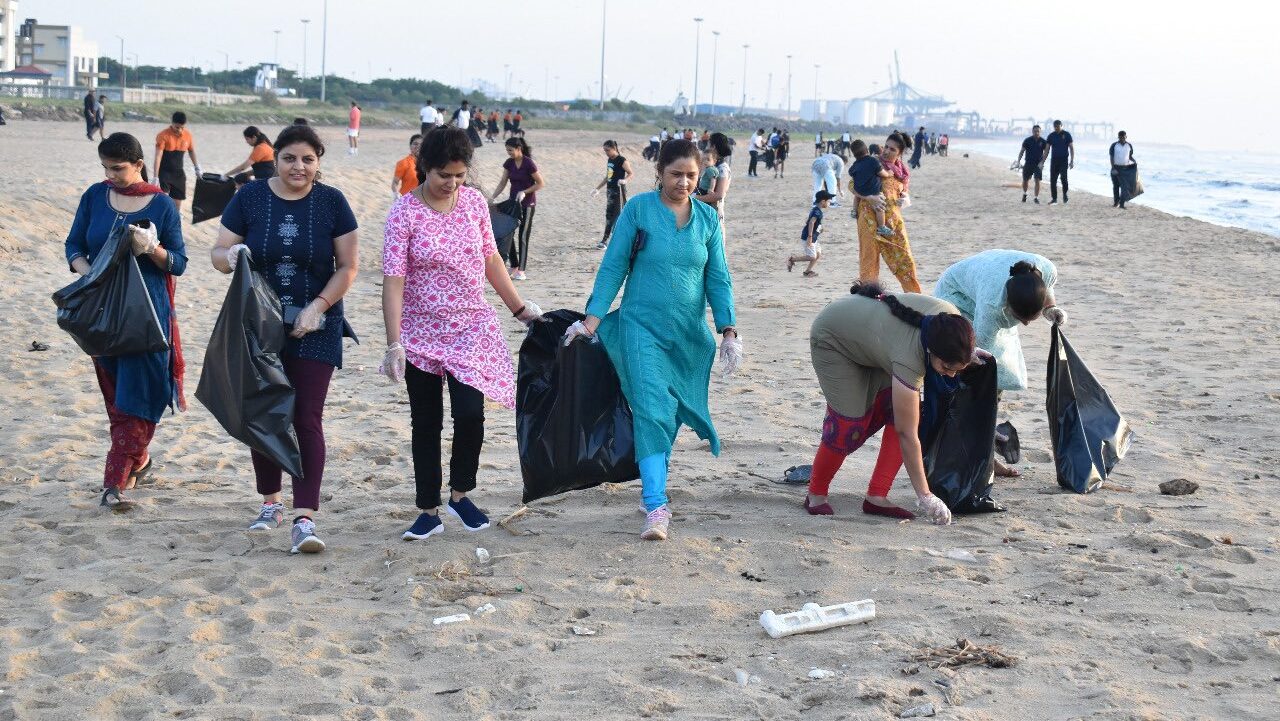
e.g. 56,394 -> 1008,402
115,36 -> 125,88
273,30 -> 281,65
301,19 -> 309,83
598,0 -> 607,109
320,0 -> 328,102
740,44 -> 749,114
814,64 -> 821,122
217,50 -> 229,74
692,17 -> 703,117
710,31 -> 720,115
504,64 -> 510,101
786,54 -> 792,119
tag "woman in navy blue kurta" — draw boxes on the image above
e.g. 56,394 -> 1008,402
213,124 -> 359,555
64,133 -> 187,508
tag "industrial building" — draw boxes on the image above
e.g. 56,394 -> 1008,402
0,0 -> 18,72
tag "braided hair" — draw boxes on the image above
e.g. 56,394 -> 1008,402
850,281 -> 974,365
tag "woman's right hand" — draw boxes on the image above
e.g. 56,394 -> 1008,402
226,244 -> 251,265
379,342 -> 406,384
916,494 -> 952,525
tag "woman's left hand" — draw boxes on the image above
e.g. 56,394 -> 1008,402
971,347 -> 994,365
1042,307 -> 1068,325
128,223 -> 159,256
290,299 -> 327,338
719,333 -> 743,376
515,191 -> 526,204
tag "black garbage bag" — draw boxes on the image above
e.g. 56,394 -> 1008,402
1047,324 -> 1133,493
195,252 -> 303,478
490,199 -> 521,263
192,173 -> 237,224
517,309 -> 639,503
920,359 -> 1002,513
52,223 -> 169,357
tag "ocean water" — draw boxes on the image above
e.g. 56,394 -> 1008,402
949,138 -> 1280,238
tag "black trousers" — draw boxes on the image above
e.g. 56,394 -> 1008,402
510,205 -> 535,269
603,187 -> 623,242
406,363 -> 486,510
1050,158 -> 1069,200
748,151 -> 759,176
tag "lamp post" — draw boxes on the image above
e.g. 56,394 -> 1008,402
320,0 -> 328,102
300,19 -> 309,83
598,0 -> 607,109
710,30 -> 720,115
786,54 -> 792,119
273,30 -> 281,65
740,44 -> 749,114
814,63 -> 821,122
504,63 -> 510,101
692,17 -> 703,116
115,35 -> 125,88
217,50 -> 229,74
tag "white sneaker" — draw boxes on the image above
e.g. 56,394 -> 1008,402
513,270 -> 527,281
640,505 -> 672,541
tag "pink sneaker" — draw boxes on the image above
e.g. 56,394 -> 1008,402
640,506 -> 672,541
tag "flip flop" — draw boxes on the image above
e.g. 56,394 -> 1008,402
123,457 -> 153,491
775,465 -> 812,485
803,270 -> 818,277
995,421 -> 1021,464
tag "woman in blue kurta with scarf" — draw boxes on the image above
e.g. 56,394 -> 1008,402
64,133 -> 187,509
565,139 -> 742,541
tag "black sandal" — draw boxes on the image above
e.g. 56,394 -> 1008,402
775,465 -> 812,485
123,458 -> 153,491
100,487 -> 134,510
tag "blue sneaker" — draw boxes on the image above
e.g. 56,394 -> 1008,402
402,512 -> 444,541
446,497 -> 490,531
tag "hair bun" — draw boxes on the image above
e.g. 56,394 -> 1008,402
1009,260 -> 1041,278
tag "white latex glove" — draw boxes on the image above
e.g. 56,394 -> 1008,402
591,188 -> 601,198
970,347 -> 993,365
916,494 -> 953,525
515,300 -> 544,326
718,335 -> 743,377
193,164 -> 203,176
1043,306 -> 1068,325
226,243 -> 251,267
619,178 -> 628,186
379,342 -> 406,384
289,299 -> 327,339
515,191 -> 526,204
562,320 -> 595,347
128,223 -> 159,256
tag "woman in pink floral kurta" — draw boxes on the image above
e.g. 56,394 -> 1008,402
380,127 -> 542,541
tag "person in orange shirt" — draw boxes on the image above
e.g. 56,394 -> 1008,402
347,101 -> 361,155
391,134 -> 423,198
224,126 -> 276,182
503,110 -> 513,139
153,111 -> 201,209
486,110 -> 499,143
512,110 -> 524,137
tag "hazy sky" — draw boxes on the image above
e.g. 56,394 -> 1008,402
37,0 -> 1280,148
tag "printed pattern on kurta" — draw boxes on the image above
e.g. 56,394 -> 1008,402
585,192 -> 735,460
857,174 -> 921,293
383,185 -> 515,409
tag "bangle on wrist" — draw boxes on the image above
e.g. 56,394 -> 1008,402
316,295 -> 333,310
512,304 -> 526,317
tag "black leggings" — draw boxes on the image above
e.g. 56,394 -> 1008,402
406,363 -> 485,510
511,205 -> 536,270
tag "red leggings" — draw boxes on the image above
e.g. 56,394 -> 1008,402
95,362 -> 157,490
807,393 -> 904,497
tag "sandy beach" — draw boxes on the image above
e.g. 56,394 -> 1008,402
1,120 -> 1278,721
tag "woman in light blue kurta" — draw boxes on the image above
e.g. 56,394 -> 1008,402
934,249 -> 1064,392
567,139 -> 739,541
934,249 -> 1066,475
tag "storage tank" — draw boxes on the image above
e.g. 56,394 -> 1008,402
875,101 -> 896,127
847,99 -> 873,127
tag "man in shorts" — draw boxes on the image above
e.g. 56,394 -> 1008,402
153,111 -> 201,211
1016,125 -> 1048,204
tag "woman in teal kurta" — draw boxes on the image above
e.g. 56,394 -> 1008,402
566,139 -> 740,541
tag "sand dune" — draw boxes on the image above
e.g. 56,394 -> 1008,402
1,120 -> 1277,720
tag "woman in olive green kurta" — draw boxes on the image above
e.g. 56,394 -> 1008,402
566,139 -> 740,541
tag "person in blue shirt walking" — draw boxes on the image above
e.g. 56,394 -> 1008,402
787,190 -> 833,276
563,139 -> 741,541
1045,120 -> 1074,204
64,132 -> 188,509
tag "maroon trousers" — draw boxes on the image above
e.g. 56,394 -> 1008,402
251,356 -> 334,510
94,361 -> 157,490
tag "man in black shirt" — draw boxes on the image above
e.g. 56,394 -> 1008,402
1045,120 -> 1074,204
1016,125 -> 1049,203
592,139 -> 634,249
82,91 -> 98,140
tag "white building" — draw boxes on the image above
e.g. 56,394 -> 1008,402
16,17 -> 98,87
0,0 -> 18,72
254,62 -> 278,92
